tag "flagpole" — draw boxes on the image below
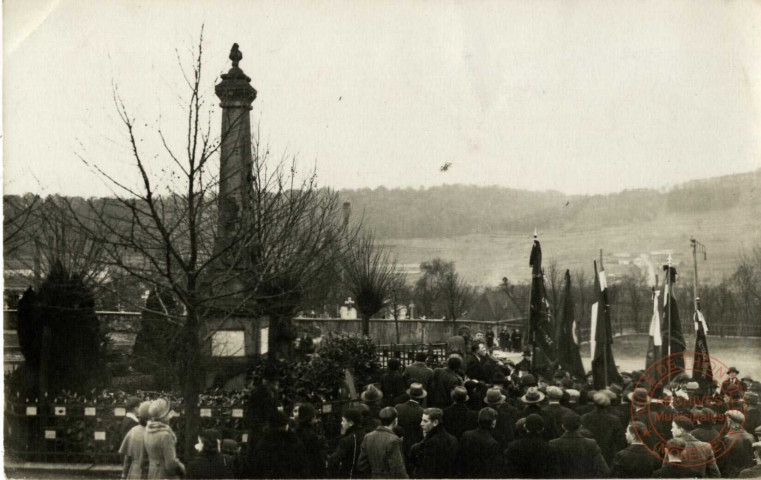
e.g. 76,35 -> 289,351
667,254 -> 672,383
529,231 -> 536,375
691,238 -> 699,314
600,249 -> 608,388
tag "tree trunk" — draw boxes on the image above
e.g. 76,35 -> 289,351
361,314 -> 370,337
182,306 -> 201,460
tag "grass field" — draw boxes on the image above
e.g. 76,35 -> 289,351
385,205 -> 758,287
498,334 -> 761,381
578,334 -> 761,381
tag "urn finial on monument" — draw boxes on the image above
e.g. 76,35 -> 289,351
215,43 -> 257,108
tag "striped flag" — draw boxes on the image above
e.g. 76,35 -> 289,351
692,302 -> 714,394
645,288 -> 662,370
591,260 -> 622,389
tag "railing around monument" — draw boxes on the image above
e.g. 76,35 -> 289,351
375,343 -> 448,369
3,397 -> 363,464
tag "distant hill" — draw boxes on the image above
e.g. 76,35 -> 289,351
339,169 -> 761,286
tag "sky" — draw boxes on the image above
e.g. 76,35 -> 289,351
3,0 -> 761,197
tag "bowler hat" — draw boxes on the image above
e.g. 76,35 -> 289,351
521,387 -> 545,404
361,385 -> 383,403
407,383 -> 427,400
451,386 -> 469,403
484,387 -> 506,406
729,366 -> 740,374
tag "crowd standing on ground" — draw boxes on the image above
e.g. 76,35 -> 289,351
118,331 -> 761,479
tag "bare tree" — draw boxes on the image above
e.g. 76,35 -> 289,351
440,269 -> 476,333
341,233 -> 398,336
3,193 -> 40,257
414,258 -> 454,318
387,273 -> 409,344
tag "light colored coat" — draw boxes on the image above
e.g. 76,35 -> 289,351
119,424 -> 147,479
141,421 -> 184,479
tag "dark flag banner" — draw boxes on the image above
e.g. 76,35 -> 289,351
557,269 -> 585,379
591,260 -> 622,389
528,235 -> 557,376
692,304 -> 714,393
661,263 -> 686,379
645,288 -> 663,371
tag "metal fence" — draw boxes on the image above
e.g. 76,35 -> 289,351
375,343 -> 448,369
3,397 -> 365,464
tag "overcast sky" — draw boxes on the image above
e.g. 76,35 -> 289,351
3,0 -> 761,197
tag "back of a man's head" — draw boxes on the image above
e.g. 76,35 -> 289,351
415,352 -> 427,363
478,407 -> 498,429
379,407 -> 398,426
447,356 -> 462,371
562,413 -> 582,432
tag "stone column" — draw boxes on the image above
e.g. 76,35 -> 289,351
214,43 -> 256,255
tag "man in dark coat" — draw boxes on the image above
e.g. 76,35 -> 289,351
409,408 -> 458,478
629,388 -> 669,451
511,329 -> 522,352
244,411 -> 306,479
485,329 -> 495,349
245,368 -> 281,446
723,367 -> 743,398
549,412 -> 608,478
652,438 -> 698,478
520,387 -> 559,441
458,407 -> 502,478
581,392 -> 626,467
718,410 -> 756,478
543,386 -> 575,441
403,352 -> 434,389
430,356 -> 463,408
738,441 -> 761,478
119,396 -> 141,442
483,387 -> 517,450
608,421 -> 662,478
394,383 -> 426,462
380,358 -> 407,407
291,403 -> 328,478
504,413 -> 560,478
442,386 -> 477,439
186,429 -> 234,479
744,392 -> 761,436
357,407 -> 408,479
327,408 -> 365,478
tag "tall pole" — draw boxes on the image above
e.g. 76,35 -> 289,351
599,249 -> 608,387
666,253 -> 672,382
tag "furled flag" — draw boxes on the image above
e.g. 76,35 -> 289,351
661,261 -> 686,380
692,298 -> 714,394
528,233 -> 557,376
591,260 -> 623,389
557,269 -> 585,378
645,287 -> 663,371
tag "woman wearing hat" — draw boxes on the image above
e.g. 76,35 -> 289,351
143,398 -> 185,479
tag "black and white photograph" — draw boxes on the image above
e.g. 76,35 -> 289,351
3,1 -> 761,478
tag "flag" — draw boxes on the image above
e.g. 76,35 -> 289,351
692,305 -> 714,393
645,288 -> 663,370
591,260 -> 622,389
661,264 -> 686,380
557,269 -> 585,378
528,235 -> 557,376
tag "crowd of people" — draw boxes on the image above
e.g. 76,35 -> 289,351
118,333 -> 761,479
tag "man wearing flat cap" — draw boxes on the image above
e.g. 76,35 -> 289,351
718,410 -> 755,478
543,386 -> 574,441
581,391 -> 626,466
550,412 -> 608,478
738,441 -> 761,478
